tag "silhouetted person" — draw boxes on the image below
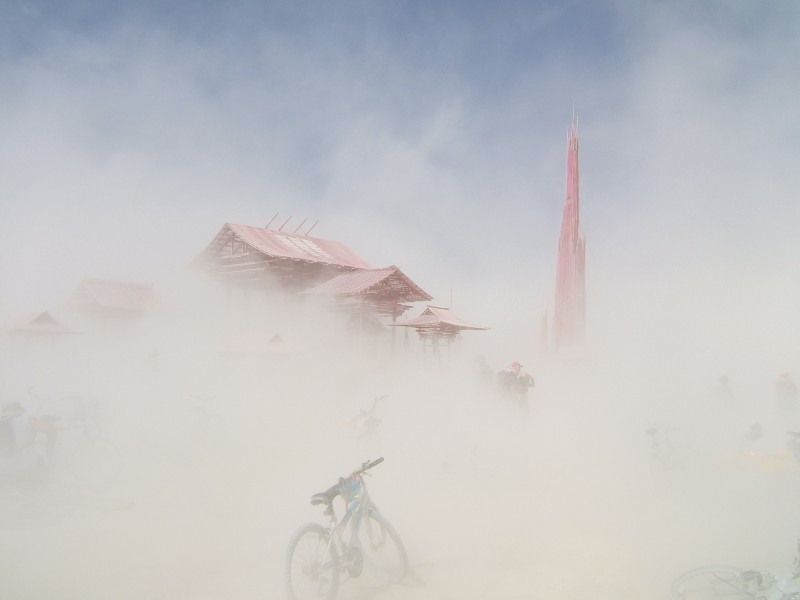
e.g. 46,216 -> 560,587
713,375 -> 736,407
498,361 -> 535,416
776,372 -> 798,413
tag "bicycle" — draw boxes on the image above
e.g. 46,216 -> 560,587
345,395 -> 387,457
671,538 -> 800,599
715,428 -> 800,481
25,388 -> 124,496
285,457 -> 408,600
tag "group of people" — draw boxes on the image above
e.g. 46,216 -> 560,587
712,372 -> 798,410
474,356 -> 535,416
708,372 -> 800,466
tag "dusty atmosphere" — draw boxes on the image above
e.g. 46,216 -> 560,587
1,274 -> 799,600
2,1 -> 800,599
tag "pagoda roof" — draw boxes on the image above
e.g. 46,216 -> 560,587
12,311 -> 80,334
68,277 -> 158,313
302,266 -> 432,303
390,305 -> 488,332
196,223 -> 374,270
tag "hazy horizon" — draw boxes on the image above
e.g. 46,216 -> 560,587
1,1 -> 799,599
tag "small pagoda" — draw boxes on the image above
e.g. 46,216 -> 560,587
11,311 -> 79,335
390,305 -> 488,356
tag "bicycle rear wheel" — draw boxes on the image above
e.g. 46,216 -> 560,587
356,510 -> 408,583
285,523 -> 339,600
671,565 -> 754,599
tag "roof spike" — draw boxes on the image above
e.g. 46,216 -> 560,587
305,221 -> 319,236
293,218 -> 308,234
265,212 -> 279,229
278,216 -> 292,232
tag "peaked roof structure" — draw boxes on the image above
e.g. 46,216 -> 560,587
69,277 -> 158,313
302,266 -> 432,317
554,118 -> 587,349
193,223 -> 375,289
391,305 -> 488,335
12,311 -> 79,334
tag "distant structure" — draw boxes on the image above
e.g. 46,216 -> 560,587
11,311 -> 79,335
193,221 -> 374,291
553,117 -> 586,350
194,220 -> 434,348
303,265 -> 433,346
68,277 -> 159,316
302,265 -> 432,321
390,305 -> 488,358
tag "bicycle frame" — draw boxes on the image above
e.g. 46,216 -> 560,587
673,538 -> 800,600
286,456 -> 408,600
319,473 -> 377,576
346,395 -> 387,435
309,458 -> 387,579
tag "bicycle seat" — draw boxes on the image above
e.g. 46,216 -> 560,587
310,490 -> 337,506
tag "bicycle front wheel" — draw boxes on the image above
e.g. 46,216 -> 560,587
285,523 -> 339,600
671,565 -> 753,599
356,510 -> 408,583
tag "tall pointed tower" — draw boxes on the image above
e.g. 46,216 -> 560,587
554,117 -> 586,349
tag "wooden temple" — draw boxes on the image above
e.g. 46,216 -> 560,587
193,222 -> 435,339
192,222 -> 375,291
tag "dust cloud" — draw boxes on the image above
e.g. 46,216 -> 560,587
1,266 -> 798,600
0,1 -> 798,597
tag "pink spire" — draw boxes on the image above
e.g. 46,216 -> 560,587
554,117 -> 586,349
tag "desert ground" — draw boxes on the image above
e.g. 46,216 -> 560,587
2,350 -> 798,600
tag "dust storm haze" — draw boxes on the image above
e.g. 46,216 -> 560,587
1,1 -> 800,599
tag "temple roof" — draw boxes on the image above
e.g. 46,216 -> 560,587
193,223 -> 375,289
390,305 -> 488,332
302,266 -> 432,302
68,277 -> 158,313
12,311 -> 80,334
196,223 -> 374,269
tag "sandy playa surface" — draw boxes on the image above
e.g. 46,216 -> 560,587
2,368 -> 798,600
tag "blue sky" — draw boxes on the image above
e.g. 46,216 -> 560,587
1,0 -> 798,372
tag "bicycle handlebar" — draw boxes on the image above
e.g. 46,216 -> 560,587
342,457 -> 384,482
365,395 -> 388,414
312,458 -> 385,506
354,456 -> 384,475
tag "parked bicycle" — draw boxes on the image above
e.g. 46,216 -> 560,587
285,457 -> 408,600
716,427 -> 800,481
0,390 -> 126,526
25,388 -> 124,492
345,395 -> 387,457
671,538 -> 800,599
